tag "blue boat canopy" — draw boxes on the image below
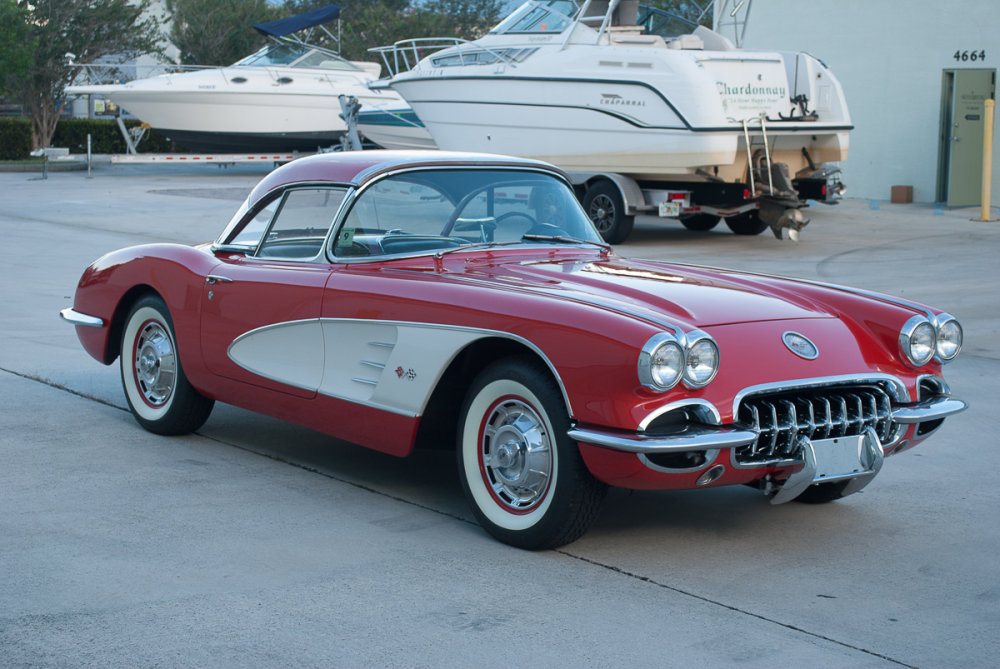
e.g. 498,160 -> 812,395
253,5 -> 340,38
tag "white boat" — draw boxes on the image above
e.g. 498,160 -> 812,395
371,0 -> 852,237
66,5 -> 410,152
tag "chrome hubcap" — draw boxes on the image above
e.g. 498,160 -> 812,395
134,321 -> 176,406
481,399 -> 553,511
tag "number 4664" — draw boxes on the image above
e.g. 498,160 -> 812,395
954,50 -> 986,62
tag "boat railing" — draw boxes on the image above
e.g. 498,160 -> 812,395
67,60 -> 217,86
369,38 -> 521,78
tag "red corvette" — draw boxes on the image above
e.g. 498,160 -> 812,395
62,151 -> 966,549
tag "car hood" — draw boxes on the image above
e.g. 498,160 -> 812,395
459,255 -> 834,328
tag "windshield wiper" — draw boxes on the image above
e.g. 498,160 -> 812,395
521,234 -> 612,254
434,240 -> 523,259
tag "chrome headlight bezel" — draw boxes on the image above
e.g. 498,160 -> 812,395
899,315 -> 936,367
638,333 -> 684,391
932,313 -> 962,363
639,330 -> 720,392
682,330 -> 720,389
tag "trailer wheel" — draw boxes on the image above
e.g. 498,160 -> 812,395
725,210 -> 768,235
582,181 -> 634,244
679,214 -> 720,232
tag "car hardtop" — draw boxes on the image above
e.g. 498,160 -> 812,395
245,150 -> 570,210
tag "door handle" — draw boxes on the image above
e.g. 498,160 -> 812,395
206,275 -> 233,284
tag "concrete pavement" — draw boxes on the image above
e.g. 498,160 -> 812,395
1,161 -> 997,667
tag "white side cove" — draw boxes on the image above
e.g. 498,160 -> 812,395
227,318 -> 566,417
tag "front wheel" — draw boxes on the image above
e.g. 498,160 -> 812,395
457,358 -> 607,549
582,181 -> 634,244
120,295 -> 214,435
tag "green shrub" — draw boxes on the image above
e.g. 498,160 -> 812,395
0,119 -> 32,160
53,118 -> 188,153
0,117 -> 187,159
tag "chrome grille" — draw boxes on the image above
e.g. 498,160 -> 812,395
735,386 -> 894,465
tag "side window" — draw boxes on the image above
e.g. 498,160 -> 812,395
257,188 -> 347,260
334,180 -> 452,257
230,200 -> 278,248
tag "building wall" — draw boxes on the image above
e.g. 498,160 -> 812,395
740,0 -> 999,205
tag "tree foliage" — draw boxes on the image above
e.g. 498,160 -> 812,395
0,0 -> 162,150
280,1 -> 505,63
165,0 -> 278,66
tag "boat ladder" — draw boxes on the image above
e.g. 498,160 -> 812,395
742,114 -> 774,197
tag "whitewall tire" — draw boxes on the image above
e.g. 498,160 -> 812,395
120,295 -> 214,435
457,358 -> 606,549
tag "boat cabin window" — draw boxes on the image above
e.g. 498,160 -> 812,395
637,6 -> 700,39
233,42 -> 354,70
491,1 -> 578,34
292,50 -> 363,71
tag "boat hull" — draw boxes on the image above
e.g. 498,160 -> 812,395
67,67 -> 406,153
391,75 -> 849,178
355,108 -> 437,150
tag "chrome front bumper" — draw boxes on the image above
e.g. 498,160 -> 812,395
569,394 -> 966,456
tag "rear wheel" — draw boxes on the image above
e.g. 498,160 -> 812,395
120,295 -> 214,435
582,181 -> 634,244
457,358 -> 607,549
679,213 -> 720,231
725,210 -> 768,235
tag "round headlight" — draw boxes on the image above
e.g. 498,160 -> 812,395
684,333 -> 719,388
639,333 -> 683,390
934,315 -> 963,362
899,316 -> 936,366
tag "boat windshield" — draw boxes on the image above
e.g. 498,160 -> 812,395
490,2 -> 703,39
637,6 -> 700,39
490,1 -> 579,34
233,42 -> 361,71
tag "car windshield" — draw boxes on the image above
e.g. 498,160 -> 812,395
333,168 -> 603,259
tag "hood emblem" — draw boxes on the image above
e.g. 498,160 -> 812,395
783,331 -> 818,360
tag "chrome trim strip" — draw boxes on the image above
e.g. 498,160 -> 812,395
891,396 -> 967,424
638,398 -> 722,431
60,307 -> 104,328
567,425 -> 757,454
351,377 -> 379,386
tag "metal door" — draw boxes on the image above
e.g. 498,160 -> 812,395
938,69 -> 996,206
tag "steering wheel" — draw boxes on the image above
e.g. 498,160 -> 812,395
524,222 -> 569,237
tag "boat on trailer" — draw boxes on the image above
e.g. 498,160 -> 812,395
66,5 -> 409,153
370,0 -> 852,241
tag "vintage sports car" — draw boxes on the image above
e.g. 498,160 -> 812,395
61,151 -> 966,549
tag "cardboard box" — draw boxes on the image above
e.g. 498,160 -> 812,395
891,185 -> 913,204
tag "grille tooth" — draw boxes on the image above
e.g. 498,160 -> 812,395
736,386 -> 895,465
